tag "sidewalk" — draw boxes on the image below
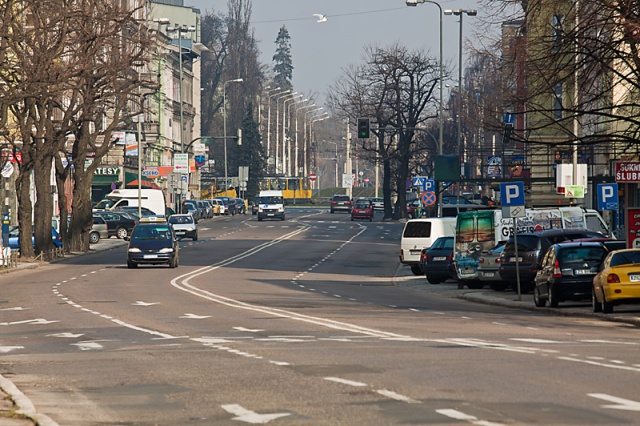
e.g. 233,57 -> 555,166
394,264 -> 640,327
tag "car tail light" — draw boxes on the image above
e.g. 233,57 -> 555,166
607,274 -> 620,283
446,255 -> 452,262
495,258 -> 501,264
479,257 -> 485,264
553,259 -> 562,278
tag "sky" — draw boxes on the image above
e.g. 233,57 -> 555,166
185,0 -> 486,106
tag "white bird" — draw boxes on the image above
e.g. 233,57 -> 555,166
313,14 -> 327,23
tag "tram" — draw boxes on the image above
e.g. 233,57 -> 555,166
258,176 -> 312,203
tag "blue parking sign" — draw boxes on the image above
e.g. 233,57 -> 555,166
425,178 -> 435,192
500,182 -> 525,206
597,183 -> 618,210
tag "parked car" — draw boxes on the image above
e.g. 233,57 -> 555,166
125,217 -> 178,268
330,194 -> 352,213
215,196 -> 237,215
477,242 -> 506,290
211,198 -> 226,215
592,248 -> 640,313
351,198 -> 373,221
197,200 -> 212,219
400,217 -> 456,276
500,229 -> 606,293
8,226 -> 63,250
533,242 -> 609,307
420,236 -> 454,284
235,198 -> 246,214
371,197 -> 384,211
181,200 -> 201,220
405,199 -> 423,219
168,214 -> 198,241
91,215 -> 110,244
111,205 -> 158,218
251,196 -> 260,215
93,211 -> 137,239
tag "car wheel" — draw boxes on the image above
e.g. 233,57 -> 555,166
534,287 -> 547,307
602,291 -> 614,313
351,217 -> 354,221
193,233 -> 198,241
548,284 -> 559,307
116,227 -> 128,239
330,210 -> 334,214
467,281 -> 484,290
281,216 -> 285,221
592,287 -> 602,313
426,275 -> 441,285
489,283 -> 508,292
89,231 -> 100,244
258,216 -> 263,221
410,265 -> 423,276
127,260 -> 137,269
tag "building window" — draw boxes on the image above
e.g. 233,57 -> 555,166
553,83 -> 563,120
553,15 -> 563,50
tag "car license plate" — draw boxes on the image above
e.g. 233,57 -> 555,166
574,269 -> 593,275
267,213 -> 274,216
434,256 -> 447,261
410,249 -> 421,255
144,254 -> 158,259
176,231 -> 185,235
509,257 -> 523,262
481,271 -> 495,277
630,274 -> 640,282
462,267 -> 474,274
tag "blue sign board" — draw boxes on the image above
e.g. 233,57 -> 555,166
424,178 -> 435,192
597,183 -> 619,211
500,182 -> 525,206
504,113 -> 515,125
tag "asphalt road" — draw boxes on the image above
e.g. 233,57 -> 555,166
1,208 -> 639,425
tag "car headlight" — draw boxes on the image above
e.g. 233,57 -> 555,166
128,247 -> 141,253
278,207 -> 284,212
187,227 -> 195,231
158,247 -> 174,253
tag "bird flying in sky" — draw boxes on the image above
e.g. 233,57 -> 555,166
313,14 -> 327,23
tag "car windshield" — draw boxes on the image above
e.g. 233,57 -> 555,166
610,251 -> 640,267
333,196 -> 349,202
133,225 -> 172,240
431,237 -> 453,250
403,221 -> 431,238
259,196 -> 282,204
169,216 -> 193,224
355,201 -> 370,208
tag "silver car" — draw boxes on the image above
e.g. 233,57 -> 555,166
91,215 -> 110,244
168,214 -> 198,241
477,242 -> 507,290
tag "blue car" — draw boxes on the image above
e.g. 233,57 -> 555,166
7,226 -> 63,250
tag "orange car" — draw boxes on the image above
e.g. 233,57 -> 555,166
592,248 -> 640,313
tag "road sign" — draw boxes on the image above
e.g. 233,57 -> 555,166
174,153 -> 189,173
597,183 -> 619,210
504,113 -> 515,125
502,205 -> 525,218
412,176 -> 426,187
422,191 -> 436,207
500,182 -> 525,206
309,173 -> 317,182
424,178 -> 435,192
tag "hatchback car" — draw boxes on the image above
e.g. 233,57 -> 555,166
90,215 -> 110,244
477,242 -> 506,290
371,197 -> 384,211
351,199 -> 373,221
592,248 -> 640,313
235,198 -> 246,214
125,218 -> 178,268
533,242 -> 608,307
215,196 -> 237,215
92,211 -> 137,239
8,226 -> 63,250
500,229 -> 606,293
420,236 -> 454,284
330,194 -> 352,213
168,214 -> 198,241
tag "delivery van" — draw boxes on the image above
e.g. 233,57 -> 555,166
93,189 -> 166,216
453,207 -> 610,285
257,190 -> 285,221
399,217 -> 456,275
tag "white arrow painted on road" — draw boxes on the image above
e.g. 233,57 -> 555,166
48,332 -> 85,338
133,301 -> 160,306
0,346 -> 24,353
221,404 -> 290,424
71,341 -> 104,351
233,327 -> 264,333
0,307 -> 30,311
588,393 -> 640,411
180,313 -> 212,319
0,318 -> 59,326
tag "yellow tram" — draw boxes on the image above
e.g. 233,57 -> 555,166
258,177 -> 312,202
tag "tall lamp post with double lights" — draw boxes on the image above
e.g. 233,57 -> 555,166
294,102 -> 316,177
286,97 -> 307,175
304,108 -> 324,177
223,78 -> 243,195
406,0 -> 445,217
276,92 -> 297,174
444,8 -> 477,202
282,93 -> 303,174
266,88 -> 287,165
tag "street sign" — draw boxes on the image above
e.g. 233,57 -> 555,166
500,182 -> 525,206
504,113 -> 515,125
424,178 -> 435,192
565,185 -> 585,198
412,176 -> 426,187
422,191 -> 436,207
309,173 -> 317,182
597,183 -> 619,210
502,205 -> 525,218
174,153 -> 189,173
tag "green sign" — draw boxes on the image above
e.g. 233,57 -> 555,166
565,185 -> 584,198
434,155 -> 460,182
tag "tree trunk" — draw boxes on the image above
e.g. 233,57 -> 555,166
69,152 -> 93,253
33,154 -> 55,259
15,166 -> 35,258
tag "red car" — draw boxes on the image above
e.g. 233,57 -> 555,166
351,199 -> 374,221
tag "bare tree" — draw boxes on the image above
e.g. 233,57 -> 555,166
328,43 -> 441,219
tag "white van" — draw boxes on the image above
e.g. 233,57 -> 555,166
257,190 -> 285,221
399,217 -> 456,275
93,189 -> 166,216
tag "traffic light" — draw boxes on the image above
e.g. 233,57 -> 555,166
357,118 -> 370,138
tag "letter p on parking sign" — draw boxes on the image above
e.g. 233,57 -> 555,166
597,183 -> 618,210
500,182 -> 525,206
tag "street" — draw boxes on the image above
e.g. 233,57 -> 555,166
1,208 -> 640,425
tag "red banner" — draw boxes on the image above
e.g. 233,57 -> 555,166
615,161 -> 640,182
627,208 -> 640,249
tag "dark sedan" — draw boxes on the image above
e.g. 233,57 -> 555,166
93,211 -> 137,239
420,236 -> 454,284
126,218 -> 178,268
534,242 -> 608,307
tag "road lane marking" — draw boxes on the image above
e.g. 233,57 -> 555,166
559,356 -> 640,372
133,301 -> 159,306
324,377 -> 367,387
221,404 -> 290,424
588,393 -> 640,411
375,389 -> 420,403
233,327 -> 264,333
436,408 -> 505,426
180,313 -> 212,319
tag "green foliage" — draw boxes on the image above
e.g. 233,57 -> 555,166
237,102 -> 266,197
272,26 -> 293,90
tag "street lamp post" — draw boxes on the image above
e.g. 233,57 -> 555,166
407,0 -> 444,217
304,108 -> 324,178
223,78 -> 243,196
294,103 -> 316,177
276,92 -> 297,175
311,113 -> 330,185
444,8 -> 477,203
267,88 -> 288,168
282,94 -> 303,174
286,97 -> 307,175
